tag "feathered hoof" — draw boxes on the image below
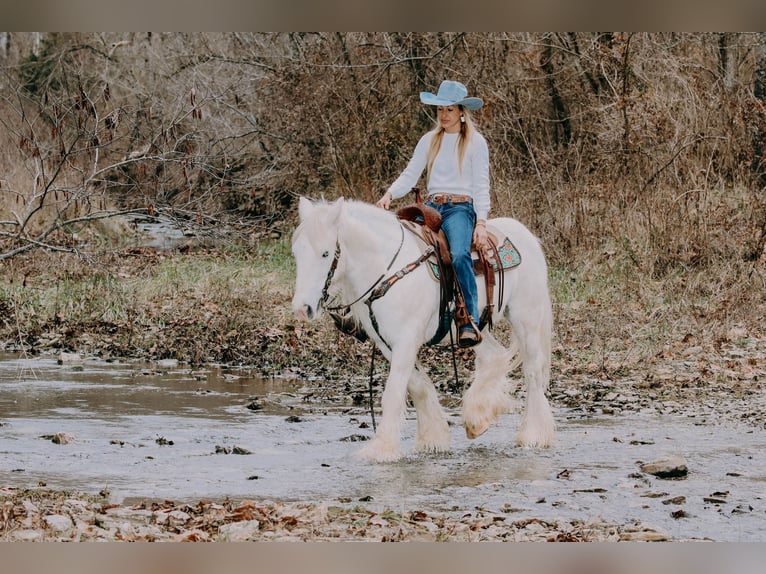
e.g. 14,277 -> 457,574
415,435 -> 452,454
464,420 -> 491,440
461,390 -> 511,440
355,439 -> 402,463
516,413 -> 556,448
515,430 -> 554,449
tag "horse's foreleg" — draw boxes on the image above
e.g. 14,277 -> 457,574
462,332 -> 515,439
408,364 -> 451,453
356,344 -> 419,462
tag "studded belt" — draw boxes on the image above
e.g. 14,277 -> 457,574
427,194 -> 473,204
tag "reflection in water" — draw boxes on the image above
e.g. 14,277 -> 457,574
0,354 -> 304,420
1,352 -> 765,541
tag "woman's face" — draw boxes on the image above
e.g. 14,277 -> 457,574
437,105 -> 462,133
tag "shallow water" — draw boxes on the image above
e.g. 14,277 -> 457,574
1,352 -> 764,541
128,214 -> 190,249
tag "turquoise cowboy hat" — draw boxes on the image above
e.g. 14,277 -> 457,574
419,80 -> 483,110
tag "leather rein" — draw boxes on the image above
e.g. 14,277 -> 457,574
319,220 -> 434,351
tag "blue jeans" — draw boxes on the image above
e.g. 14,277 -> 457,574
426,200 -> 478,330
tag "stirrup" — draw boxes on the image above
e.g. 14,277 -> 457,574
458,326 -> 482,348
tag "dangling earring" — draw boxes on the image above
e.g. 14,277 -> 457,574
460,115 -> 465,123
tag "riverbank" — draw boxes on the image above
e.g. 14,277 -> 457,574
2,241 -> 765,424
0,486 -> 666,541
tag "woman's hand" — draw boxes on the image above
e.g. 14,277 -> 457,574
376,191 -> 392,210
473,220 -> 488,250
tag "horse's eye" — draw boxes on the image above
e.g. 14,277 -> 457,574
322,250 -> 330,258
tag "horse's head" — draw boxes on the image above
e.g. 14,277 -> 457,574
291,196 -> 345,321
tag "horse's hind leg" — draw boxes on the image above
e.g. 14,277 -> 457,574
462,331 -> 516,439
408,364 -> 451,453
514,308 -> 556,448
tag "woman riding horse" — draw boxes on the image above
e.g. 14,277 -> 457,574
376,80 -> 489,348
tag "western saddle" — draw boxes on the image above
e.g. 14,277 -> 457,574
396,188 -> 502,347
329,189 -> 503,350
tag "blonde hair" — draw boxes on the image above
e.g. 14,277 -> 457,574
426,106 -> 477,185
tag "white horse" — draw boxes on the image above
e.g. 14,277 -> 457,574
291,196 -> 555,462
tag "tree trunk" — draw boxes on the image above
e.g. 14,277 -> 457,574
540,33 -> 571,148
754,33 -> 766,261
719,32 -> 739,95
754,33 -> 766,184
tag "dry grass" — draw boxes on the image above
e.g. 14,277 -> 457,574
1,230 -> 763,384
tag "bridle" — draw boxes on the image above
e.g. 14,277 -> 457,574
319,220 -> 438,350
320,222 -> 405,317
313,214 -> 458,432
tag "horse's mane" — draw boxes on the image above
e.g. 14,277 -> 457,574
293,197 -> 398,243
344,198 -> 398,225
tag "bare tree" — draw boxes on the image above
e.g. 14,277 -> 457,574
753,32 -> 766,184
752,32 -> 766,261
2,32 -> 765,267
539,33 -> 572,149
719,32 -> 739,95
0,33 -> 285,260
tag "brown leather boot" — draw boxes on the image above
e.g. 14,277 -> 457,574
458,328 -> 479,348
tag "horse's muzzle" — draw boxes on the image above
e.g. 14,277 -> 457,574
293,302 -> 315,321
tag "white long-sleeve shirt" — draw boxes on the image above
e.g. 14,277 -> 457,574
387,130 -> 490,221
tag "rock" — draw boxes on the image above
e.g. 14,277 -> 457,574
12,529 -> 43,541
166,510 -> 191,528
215,445 -> 251,455
58,352 -> 83,364
153,512 -> 170,526
156,359 -> 179,369
174,529 -> 210,542
44,514 -> 73,532
22,500 -> 40,514
639,491 -> 668,498
640,455 -> 688,479
619,527 -> 671,541
218,519 -> 261,541
51,432 -> 75,445
75,523 -> 113,540
100,507 -> 154,530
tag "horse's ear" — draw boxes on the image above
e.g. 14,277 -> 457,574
329,197 -> 345,225
298,196 -> 313,221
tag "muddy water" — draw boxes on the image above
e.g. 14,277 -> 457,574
1,352 -> 764,541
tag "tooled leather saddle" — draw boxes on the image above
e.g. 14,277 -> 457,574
396,188 -> 506,346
